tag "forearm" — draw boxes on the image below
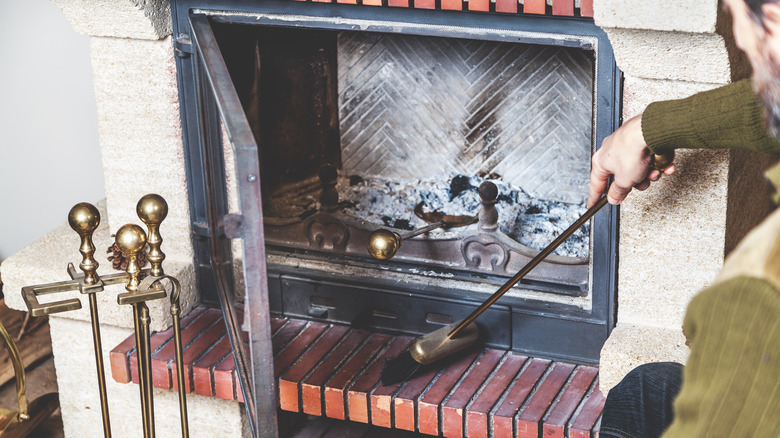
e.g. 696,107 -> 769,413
643,79 -> 780,154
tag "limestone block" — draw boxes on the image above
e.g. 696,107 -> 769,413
617,148 -> 729,328
599,323 -> 689,395
603,28 -> 731,84
622,76 -> 722,120
594,0 -> 718,33
49,317 -> 249,438
0,202 -> 198,332
53,0 -> 171,40
90,36 -> 194,265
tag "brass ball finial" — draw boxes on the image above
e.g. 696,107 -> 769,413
367,229 -> 401,260
115,224 -> 147,256
116,224 -> 147,293
651,150 -> 675,172
137,194 -> 167,277
136,194 -> 168,226
68,203 -> 101,285
68,203 -> 100,236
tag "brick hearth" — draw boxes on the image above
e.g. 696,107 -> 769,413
110,306 -> 604,437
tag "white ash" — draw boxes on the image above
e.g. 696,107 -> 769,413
336,174 -> 589,258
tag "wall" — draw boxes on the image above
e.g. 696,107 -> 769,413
0,0 -> 104,262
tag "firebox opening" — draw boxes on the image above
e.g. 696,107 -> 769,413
213,22 -> 594,257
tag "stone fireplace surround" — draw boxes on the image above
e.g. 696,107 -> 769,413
0,0 -> 770,436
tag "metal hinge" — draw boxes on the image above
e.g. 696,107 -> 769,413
191,215 -> 243,239
174,34 -> 193,58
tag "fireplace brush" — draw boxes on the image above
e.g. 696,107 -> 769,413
380,151 -> 675,385
20,195 -> 190,438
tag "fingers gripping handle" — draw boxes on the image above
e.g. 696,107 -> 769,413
651,150 -> 675,173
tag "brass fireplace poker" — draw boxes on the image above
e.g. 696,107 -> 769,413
381,151 -> 675,385
367,202 -> 478,260
21,195 -> 190,438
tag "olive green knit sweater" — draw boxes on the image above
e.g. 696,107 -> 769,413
637,79 -> 780,437
643,79 -> 780,155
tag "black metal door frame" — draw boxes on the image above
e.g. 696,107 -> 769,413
172,3 -> 621,436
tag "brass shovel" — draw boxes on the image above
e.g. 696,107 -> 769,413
0,320 -> 59,437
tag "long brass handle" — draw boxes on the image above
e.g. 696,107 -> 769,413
448,196 -> 608,338
448,151 -> 675,338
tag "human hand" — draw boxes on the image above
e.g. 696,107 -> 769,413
586,114 -> 676,207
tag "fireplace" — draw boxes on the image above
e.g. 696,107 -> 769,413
0,0 -> 746,437
172,0 -> 620,434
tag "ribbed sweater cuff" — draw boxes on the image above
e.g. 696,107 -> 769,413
642,95 -> 699,154
642,79 -> 780,154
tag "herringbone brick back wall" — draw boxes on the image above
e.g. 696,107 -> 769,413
338,32 -> 593,204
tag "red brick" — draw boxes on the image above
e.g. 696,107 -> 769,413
192,335 -> 231,396
171,319 -> 228,393
128,307 -> 209,389
324,333 -> 391,420
495,0 -> 518,13
370,341 -> 422,430
492,358 -> 551,437
337,0 -> 357,3
274,322 -> 329,378
393,363 -> 440,431
214,354 -> 236,400
516,362 -> 575,438
441,0 -> 462,10
272,319 -> 308,355
149,308 -> 221,389
302,330 -> 370,416
468,0 -> 489,12
569,380 -> 605,438
347,336 -> 414,424
362,0 -> 382,5
466,354 -> 527,438
270,317 -> 287,334
551,0 -> 574,16
279,325 -> 350,412
523,0 -> 545,14
441,349 -> 504,438
414,0 -> 435,8
214,330 -> 249,401
311,0 -> 331,3
417,350 -> 481,436
543,366 -> 598,437
579,0 -> 593,17
110,334 -> 138,384
151,309 -> 219,389
388,0 -> 409,6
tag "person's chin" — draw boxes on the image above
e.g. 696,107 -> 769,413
753,57 -> 780,139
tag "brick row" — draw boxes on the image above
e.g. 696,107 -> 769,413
110,309 -> 604,437
284,0 -> 590,17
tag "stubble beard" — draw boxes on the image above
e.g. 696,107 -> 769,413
753,45 -> 780,139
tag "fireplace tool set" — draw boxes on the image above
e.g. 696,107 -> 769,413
19,194 -> 189,438
378,151 -> 675,384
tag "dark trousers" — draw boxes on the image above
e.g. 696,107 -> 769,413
599,362 -> 684,438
